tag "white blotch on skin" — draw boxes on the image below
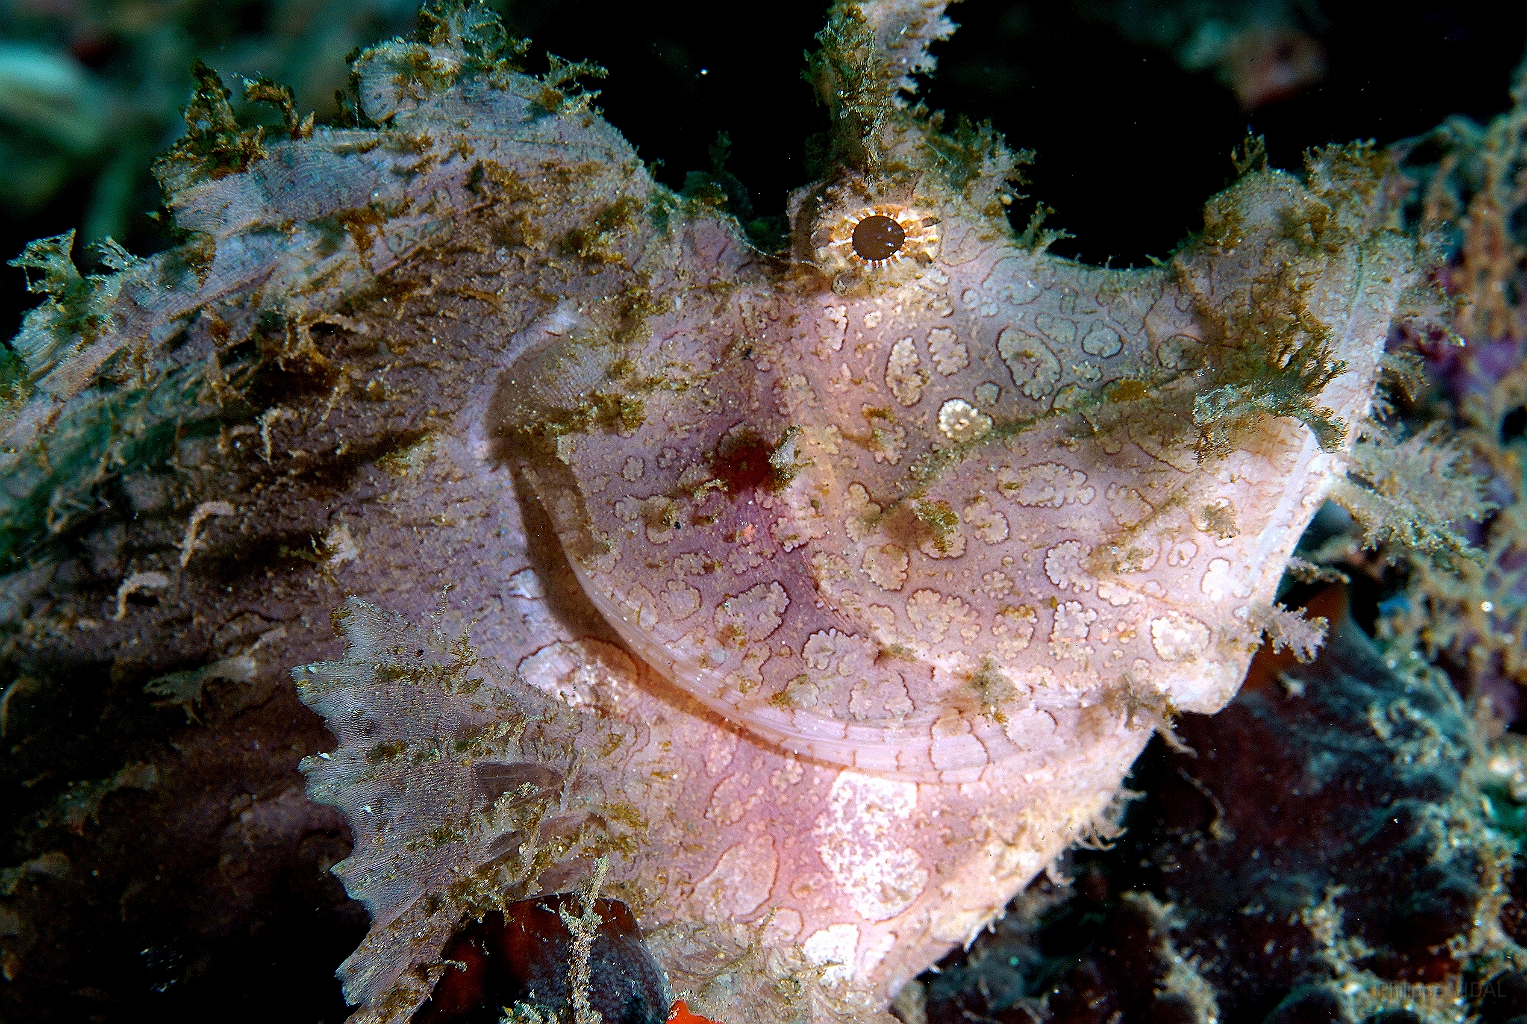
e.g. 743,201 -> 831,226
815,770 -> 928,923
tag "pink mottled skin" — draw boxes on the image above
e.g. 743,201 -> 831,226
0,2 -> 1418,1022
433,152 -> 1405,1020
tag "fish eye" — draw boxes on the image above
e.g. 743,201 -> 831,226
810,200 -> 940,292
851,214 -> 906,262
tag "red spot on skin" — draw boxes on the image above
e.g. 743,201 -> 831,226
710,430 -> 778,495
667,1001 -> 721,1024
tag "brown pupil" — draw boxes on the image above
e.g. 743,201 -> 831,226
852,215 -> 906,261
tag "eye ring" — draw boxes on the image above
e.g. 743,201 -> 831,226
816,204 -> 940,278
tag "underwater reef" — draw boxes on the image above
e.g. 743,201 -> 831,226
1,1 -> 1525,1022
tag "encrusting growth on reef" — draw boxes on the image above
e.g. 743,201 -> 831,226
0,1 -> 1488,1022
1362,56 -> 1527,706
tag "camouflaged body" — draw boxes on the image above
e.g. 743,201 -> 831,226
0,2 -> 1417,1021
